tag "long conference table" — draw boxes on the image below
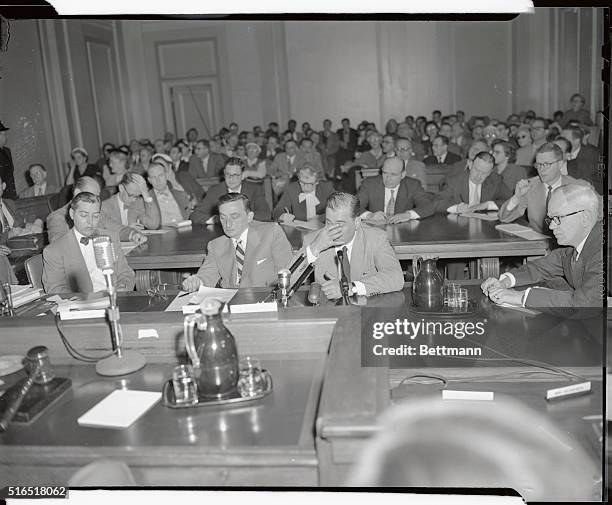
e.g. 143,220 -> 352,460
125,214 -> 550,289
0,285 -> 603,499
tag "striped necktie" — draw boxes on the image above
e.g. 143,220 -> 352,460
545,185 -> 552,211
386,190 -> 396,217
235,240 -> 245,285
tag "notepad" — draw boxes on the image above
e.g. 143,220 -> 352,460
77,390 -> 161,429
495,223 -> 549,240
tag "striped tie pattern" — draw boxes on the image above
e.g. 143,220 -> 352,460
235,240 -> 245,285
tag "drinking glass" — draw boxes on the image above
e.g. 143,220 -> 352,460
237,357 -> 267,398
172,364 -> 199,405
444,282 -> 461,307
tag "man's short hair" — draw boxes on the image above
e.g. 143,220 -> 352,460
424,121 -> 438,130
433,135 -> 449,146
300,137 -> 313,146
532,117 -> 549,127
535,142 -> 563,160
109,150 -> 127,163
473,151 -> 495,166
326,192 -> 359,218
554,183 -> 599,217
196,139 -> 210,149
70,191 -> 100,211
563,124 -> 584,141
298,163 -> 318,177
570,93 -> 585,104
341,118 -> 350,124
554,136 -> 572,154
432,110 -> 441,115
218,192 -> 252,213
147,162 -> 166,175
224,157 -> 245,172
119,172 -> 141,187
74,175 -> 99,194
492,140 -> 516,164
285,139 -> 298,148
28,163 -> 46,173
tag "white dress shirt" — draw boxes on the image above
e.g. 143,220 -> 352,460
118,197 -> 129,225
154,188 -> 184,225
0,200 -> 15,228
34,182 -> 47,197
298,191 -> 319,219
360,185 -> 419,220
74,229 -> 106,293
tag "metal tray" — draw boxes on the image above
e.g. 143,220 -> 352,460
162,370 -> 273,409
408,299 -> 480,317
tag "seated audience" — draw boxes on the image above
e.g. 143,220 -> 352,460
552,136 -> 571,175
423,135 -> 461,166
491,140 -> 528,190
352,131 -> 385,171
101,172 -> 161,230
46,176 -> 147,245
42,192 -> 135,294
147,162 -> 191,226
182,193 -> 292,291
482,184 -> 602,308
434,151 -> 512,214
102,149 -> 129,188
0,173 -> 43,237
167,147 -> 204,203
358,157 -> 434,224
498,143 -> 583,234
561,125 -> 602,194
291,192 -> 404,299
19,163 -> 57,198
130,145 -> 153,176
298,138 -> 325,179
64,147 -> 101,186
188,139 -> 227,178
243,142 -> 267,179
268,140 -> 307,196
95,143 -> 115,173
336,118 -> 358,154
394,138 -> 427,189
562,93 -> 593,128
439,139 -> 489,190
272,164 -> 335,222
190,157 -> 270,224
514,125 -> 535,166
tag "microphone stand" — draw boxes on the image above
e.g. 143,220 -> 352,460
336,250 -> 352,306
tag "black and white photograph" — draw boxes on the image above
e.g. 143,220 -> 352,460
0,5 -> 607,504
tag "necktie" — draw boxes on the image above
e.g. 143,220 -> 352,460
572,248 -> 578,263
235,240 -> 245,285
386,190 -> 396,217
438,156 -> 443,163
341,246 -> 351,283
545,185 -> 552,211
80,236 -> 91,246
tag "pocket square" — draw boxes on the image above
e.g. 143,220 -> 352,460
256,258 -> 268,265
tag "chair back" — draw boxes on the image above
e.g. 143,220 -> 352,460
24,253 -> 43,289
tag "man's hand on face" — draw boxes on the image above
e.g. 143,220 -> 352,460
131,173 -> 149,198
309,223 -> 344,257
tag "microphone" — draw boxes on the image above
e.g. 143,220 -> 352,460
277,269 -> 291,307
307,282 -> 321,306
288,253 -> 306,275
91,235 -> 146,377
336,249 -> 351,306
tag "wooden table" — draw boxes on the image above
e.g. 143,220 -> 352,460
0,287 -> 603,495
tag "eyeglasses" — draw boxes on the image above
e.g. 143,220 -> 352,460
544,210 -> 584,226
533,160 -> 560,170
517,135 -> 529,139
224,173 -> 242,179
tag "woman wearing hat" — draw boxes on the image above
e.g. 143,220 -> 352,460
243,142 -> 266,179
64,147 -> 101,186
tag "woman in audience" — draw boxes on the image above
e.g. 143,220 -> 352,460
514,125 -> 535,166
95,143 -> 115,172
130,145 -> 153,175
64,147 -> 100,186
102,149 -> 129,188
243,142 -> 266,179
353,131 -> 385,170
563,93 -> 592,128
491,139 -> 527,190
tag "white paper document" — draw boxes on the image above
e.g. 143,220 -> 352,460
77,390 -> 161,429
139,229 -> 171,235
120,242 -> 138,255
165,285 -> 238,312
495,223 -> 549,240
460,211 -> 499,221
283,219 -> 321,230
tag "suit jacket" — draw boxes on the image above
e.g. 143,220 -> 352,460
336,128 -> 358,153
568,145 -> 603,194
42,227 -> 135,294
175,162 -> 204,202
272,181 -> 335,221
0,198 -> 26,236
189,180 -> 270,224
293,224 -> 404,296
398,159 -> 427,189
19,184 -> 58,199
434,171 -> 513,213
423,151 -> 462,166
196,221 -> 293,288
188,153 -> 227,178
498,174 -> 581,233
357,175 -> 435,218
439,159 -> 469,191
150,186 -> 191,222
268,152 -> 324,180
101,193 -> 161,230
511,223 -> 602,307
497,164 -> 528,193
46,202 -> 134,243
0,147 -> 18,200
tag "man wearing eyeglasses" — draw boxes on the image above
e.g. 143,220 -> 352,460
394,138 -> 427,189
481,183 -> 602,308
190,158 -> 270,224
498,143 -> 583,234
272,164 -> 334,222
101,172 -> 161,230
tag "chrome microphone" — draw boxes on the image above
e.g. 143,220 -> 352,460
307,282 -> 321,306
277,269 -> 291,306
93,235 -> 116,275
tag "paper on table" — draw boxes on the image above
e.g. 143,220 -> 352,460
460,211 -> 499,221
283,219 -> 321,231
139,229 -> 170,235
77,390 -> 161,429
497,302 -> 540,316
165,285 -> 238,312
120,242 -> 138,255
495,223 -> 549,240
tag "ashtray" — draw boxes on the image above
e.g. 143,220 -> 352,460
408,299 -> 480,317
161,369 -> 273,409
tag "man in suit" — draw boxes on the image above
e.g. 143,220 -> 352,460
46,176 -> 147,245
190,157 -> 270,224
394,138 -> 427,189
424,135 -> 462,166
498,143 -> 583,234
268,140 -> 307,196
357,157 -> 434,225
19,164 -> 58,198
273,164 -> 335,222
101,172 -> 161,230
147,162 -> 191,226
291,192 -> 404,300
561,125 -> 602,194
42,192 -> 135,294
439,139 -> 489,191
188,139 -> 227,178
433,151 -> 512,214
336,118 -> 358,154
182,193 -> 293,291
482,184 -> 602,308
0,120 -> 17,200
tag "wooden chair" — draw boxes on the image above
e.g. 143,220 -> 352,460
24,253 -> 43,289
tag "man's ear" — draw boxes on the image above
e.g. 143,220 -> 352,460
69,207 -> 74,221
1,182 -> 5,191
354,216 -> 361,227
247,210 -> 254,223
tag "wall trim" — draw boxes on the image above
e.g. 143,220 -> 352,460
61,19 -> 84,149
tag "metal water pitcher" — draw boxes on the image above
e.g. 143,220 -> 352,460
412,257 -> 444,311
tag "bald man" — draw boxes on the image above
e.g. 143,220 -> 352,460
482,184 -> 602,308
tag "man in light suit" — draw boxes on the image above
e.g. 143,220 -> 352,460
273,164 -> 335,222
433,151 -> 512,214
358,157 -> 434,224
190,157 -> 270,224
19,164 -> 58,198
291,192 -> 404,300
182,193 -> 293,291
482,184 -> 602,308
498,143 -> 584,234
101,172 -> 161,230
42,192 -> 135,294
147,162 -> 191,226
188,139 -> 227,178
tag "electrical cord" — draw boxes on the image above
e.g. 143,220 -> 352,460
54,313 -> 115,363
